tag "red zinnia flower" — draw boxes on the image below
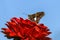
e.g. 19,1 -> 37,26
1,17 -> 51,40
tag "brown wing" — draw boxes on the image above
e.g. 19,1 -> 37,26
28,12 -> 45,23
35,12 -> 45,23
28,14 -> 35,21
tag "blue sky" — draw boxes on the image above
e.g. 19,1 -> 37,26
0,0 -> 60,40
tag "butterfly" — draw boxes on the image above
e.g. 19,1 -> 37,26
28,12 -> 45,23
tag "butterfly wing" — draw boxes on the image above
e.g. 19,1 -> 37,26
28,14 -> 35,22
35,12 -> 45,23
28,12 -> 45,23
